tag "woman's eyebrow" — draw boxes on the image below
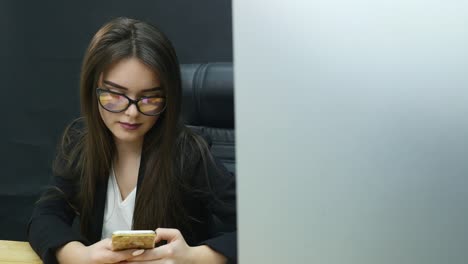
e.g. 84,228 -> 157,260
103,80 -> 162,92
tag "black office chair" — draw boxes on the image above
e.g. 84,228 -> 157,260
180,63 -> 235,175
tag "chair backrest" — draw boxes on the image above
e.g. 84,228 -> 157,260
180,63 -> 235,174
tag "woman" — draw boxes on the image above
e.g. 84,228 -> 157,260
27,17 -> 236,264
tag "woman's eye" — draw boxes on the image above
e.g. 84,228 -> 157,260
110,93 -> 123,99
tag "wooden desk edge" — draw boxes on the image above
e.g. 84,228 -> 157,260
0,240 -> 42,264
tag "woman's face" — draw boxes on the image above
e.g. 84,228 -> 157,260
98,57 -> 162,145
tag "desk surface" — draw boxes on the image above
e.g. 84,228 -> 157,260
0,240 -> 42,264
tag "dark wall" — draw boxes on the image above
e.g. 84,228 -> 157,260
0,0 -> 232,240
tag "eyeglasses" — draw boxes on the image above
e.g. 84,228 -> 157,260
96,88 -> 166,116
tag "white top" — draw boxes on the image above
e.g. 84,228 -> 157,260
101,166 -> 137,239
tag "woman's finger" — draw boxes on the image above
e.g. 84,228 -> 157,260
127,244 -> 173,261
101,248 -> 143,263
102,238 -> 112,249
154,228 -> 182,243
99,237 -> 145,261
125,260 -> 165,264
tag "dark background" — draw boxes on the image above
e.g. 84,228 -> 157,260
0,0 -> 233,240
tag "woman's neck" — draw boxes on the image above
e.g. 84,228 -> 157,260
112,138 -> 142,199
114,138 -> 143,163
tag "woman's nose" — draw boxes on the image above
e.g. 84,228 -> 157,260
125,102 -> 139,117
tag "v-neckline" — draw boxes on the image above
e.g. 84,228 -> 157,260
88,151 -> 147,244
112,166 -> 137,203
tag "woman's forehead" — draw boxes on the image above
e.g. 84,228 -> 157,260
99,58 -> 161,91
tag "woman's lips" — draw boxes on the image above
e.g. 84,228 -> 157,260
119,122 -> 141,130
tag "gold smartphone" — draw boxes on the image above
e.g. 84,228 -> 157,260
111,230 -> 156,251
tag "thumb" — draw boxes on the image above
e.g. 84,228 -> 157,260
154,228 -> 183,243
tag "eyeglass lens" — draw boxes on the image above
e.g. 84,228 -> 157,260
98,89 -> 165,115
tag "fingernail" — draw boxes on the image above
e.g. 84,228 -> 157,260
132,249 -> 145,256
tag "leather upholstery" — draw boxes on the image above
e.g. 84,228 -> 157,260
181,63 -> 236,174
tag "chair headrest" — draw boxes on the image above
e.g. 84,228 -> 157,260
180,63 -> 234,129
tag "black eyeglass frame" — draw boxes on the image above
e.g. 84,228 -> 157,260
96,88 -> 167,116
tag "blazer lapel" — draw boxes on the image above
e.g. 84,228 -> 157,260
137,150 -> 147,191
88,176 -> 108,243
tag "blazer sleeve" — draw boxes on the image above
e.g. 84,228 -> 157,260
27,121 -> 88,264
195,150 -> 238,263
27,175 -> 88,264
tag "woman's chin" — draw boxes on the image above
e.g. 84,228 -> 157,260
112,131 -> 144,145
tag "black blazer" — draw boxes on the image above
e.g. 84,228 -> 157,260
27,126 -> 237,264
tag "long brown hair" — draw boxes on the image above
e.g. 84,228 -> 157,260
55,17 -> 212,237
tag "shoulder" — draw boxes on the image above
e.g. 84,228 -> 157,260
172,126 -> 214,175
62,118 -> 86,145
175,126 -> 211,155
53,118 -> 87,178
174,126 -> 231,180
57,117 -> 88,156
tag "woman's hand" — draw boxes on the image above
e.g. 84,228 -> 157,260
57,239 -> 145,264
125,228 -> 227,264
85,238 -> 145,263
